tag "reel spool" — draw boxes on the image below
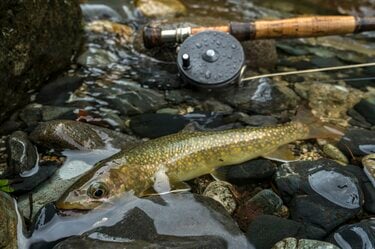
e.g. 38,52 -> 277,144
176,31 -> 245,88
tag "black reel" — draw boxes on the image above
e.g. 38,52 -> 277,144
177,31 -> 245,88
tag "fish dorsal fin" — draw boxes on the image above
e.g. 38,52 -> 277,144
262,144 -> 298,162
141,182 -> 191,196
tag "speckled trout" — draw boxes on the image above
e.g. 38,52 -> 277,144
56,115 -> 342,210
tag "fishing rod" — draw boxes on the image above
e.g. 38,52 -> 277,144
142,16 -> 375,88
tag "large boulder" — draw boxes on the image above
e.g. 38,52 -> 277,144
0,0 -> 82,123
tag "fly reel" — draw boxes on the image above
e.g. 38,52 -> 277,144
176,31 -> 245,88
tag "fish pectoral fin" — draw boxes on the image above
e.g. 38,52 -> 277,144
141,182 -> 191,196
210,169 -> 228,181
262,144 -> 298,162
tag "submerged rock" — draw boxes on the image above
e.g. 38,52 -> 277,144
363,154 -> 375,188
337,129 -> 375,157
0,0 -> 82,123
29,194 -> 252,249
246,215 -> 326,249
0,192 -> 18,249
275,159 -> 363,232
135,0 -> 187,18
327,219 -> 375,249
30,120 -> 139,151
243,40 -> 278,69
272,238 -> 339,249
216,78 -> 299,114
5,131 -> 38,177
354,97 -> 375,125
81,4 -> 123,22
235,189 -> 283,230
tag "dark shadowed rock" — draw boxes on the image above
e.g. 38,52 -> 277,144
354,97 -> 375,125
337,129 -> 375,157
0,1 -> 82,123
246,215 -> 326,249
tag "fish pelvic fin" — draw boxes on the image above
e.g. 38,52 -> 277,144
293,107 -> 344,141
263,144 -> 298,162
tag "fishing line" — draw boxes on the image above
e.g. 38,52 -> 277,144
241,62 -> 375,82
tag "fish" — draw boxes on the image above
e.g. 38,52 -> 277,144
56,111 -> 343,210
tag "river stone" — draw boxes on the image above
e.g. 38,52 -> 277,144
30,194 -> 252,249
5,131 -> 38,177
81,4 -> 123,22
235,189 -> 283,230
272,238 -> 339,249
203,181 -> 237,214
354,97 -> 375,125
215,78 -> 299,114
0,192 -> 18,249
0,0 -> 82,123
246,215 -> 326,249
135,0 -> 187,18
243,40 -> 278,69
30,120 -> 139,151
327,219 -> 375,249
275,159 -> 363,232
337,129 -> 375,157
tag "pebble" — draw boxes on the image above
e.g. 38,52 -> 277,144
30,194 -> 252,249
337,128 -> 375,157
203,181 -> 237,214
0,192 -> 18,249
246,215 -> 326,249
327,219 -> 375,249
235,189 -> 283,230
5,131 -> 38,177
354,97 -> 375,125
30,120 -> 139,151
272,238 -> 339,249
275,159 -> 363,232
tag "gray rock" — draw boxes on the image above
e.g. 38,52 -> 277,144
203,181 -> 237,214
246,215 -> 326,249
29,194 -> 252,249
275,159 -> 364,232
5,131 -> 38,177
0,0 -> 82,123
243,40 -> 278,69
202,99 -> 234,114
235,189 -> 283,230
327,219 -> 375,249
81,4 -> 123,22
216,78 -> 299,114
30,120 -> 139,151
272,238 -> 339,249
77,48 -> 119,69
354,97 -> 375,125
337,129 -> 375,157
0,192 -> 18,249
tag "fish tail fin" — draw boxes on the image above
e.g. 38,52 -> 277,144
293,107 -> 344,141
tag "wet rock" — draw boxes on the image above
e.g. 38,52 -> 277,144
203,181 -> 236,214
135,0 -> 187,18
85,21 -> 134,46
344,163 -> 375,213
0,0 -> 82,123
18,104 -> 43,130
31,194 -> 252,249
130,113 -> 188,138
243,40 -> 278,69
94,82 -> 167,116
218,159 -> 276,183
77,47 -> 119,69
272,238 -> 339,249
354,97 -> 375,125
327,219 -> 375,249
81,4 -> 122,22
223,112 -> 278,127
0,192 -> 18,249
246,215 -> 326,249
294,83 -> 363,126
347,108 -> 372,129
321,143 -> 348,165
30,120 -> 139,151
5,131 -> 38,177
35,76 -> 83,106
202,99 -> 234,114
216,78 -> 299,114
235,189 -> 283,230
275,159 -> 364,232
363,154 -> 375,187
41,106 -> 76,122
337,128 -> 375,157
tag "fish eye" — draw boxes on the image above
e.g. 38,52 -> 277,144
88,182 -> 109,199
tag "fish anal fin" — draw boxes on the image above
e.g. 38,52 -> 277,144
141,182 -> 191,196
263,144 -> 298,162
